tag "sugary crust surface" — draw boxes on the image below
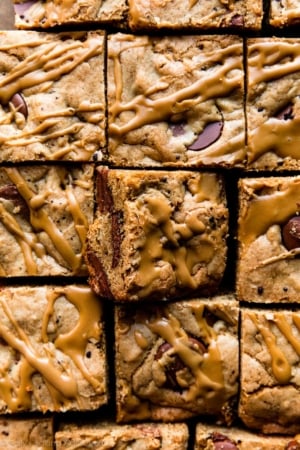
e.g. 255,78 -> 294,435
0,30 -> 105,162
269,0 -> 300,27
14,0 -> 128,28
0,164 -> 94,276
86,168 -> 229,302
246,38 -> 300,171
115,296 -> 239,423
55,422 -> 189,449
0,285 -> 107,414
0,417 -> 53,449
195,423 -> 300,449
239,308 -> 300,434
106,33 -> 245,169
236,176 -> 300,303
129,0 -> 263,31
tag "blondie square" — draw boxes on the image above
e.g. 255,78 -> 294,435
14,0 -> 128,29
55,422 -> 189,449
236,176 -> 300,303
0,30 -> 105,162
246,38 -> 300,170
86,168 -> 229,302
269,0 -> 300,27
106,33 -> 245,168
0,417 -> 53,449
0,285 -> 107,414
239,307 -> 300,435
0,164 -> 94,277
129,0 -> 263,31
115,296 -> 239,423
195,423 -> 300,449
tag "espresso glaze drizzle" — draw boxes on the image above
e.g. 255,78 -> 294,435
249,311 -> 300,384
0,32 -> 104,160
0,167 -> 90,275
0,286 -> 103,412
108,34 -> 244,162
248,40 -> 300,163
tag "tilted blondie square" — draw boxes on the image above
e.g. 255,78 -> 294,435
0,284 -> 107,414
246,38 -> 300,170
86,168 -> 229,302
14,0 -> 128,29
55,422 -> 189,449
129,0 -> 263,31
239,307 -> 300,435
115,296 -> 239,423
0,417 -> 53,449
195,423 -> 300,449
0,164 -> 94,276
106,33 -> 245,168
236,176 -> 300,303
0,30 -> 105,162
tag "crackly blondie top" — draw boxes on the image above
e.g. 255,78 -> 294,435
55,422 -> 189,449
115,297 -> 239,423
0,285 -> 107,414
270,0 -> 300,27
239,308 -> 300,435
0,164 -> 94,276
14,0 -> 128,28
86,168 -> 228,301
246,38 -> 300,170
0,417 -> 53,449
237,176 -> 300,303
129,0 -> 263,30
0,30 -> 105,162
106,33 -> 245,168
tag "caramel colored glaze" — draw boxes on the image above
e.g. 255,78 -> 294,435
135,174 -> 226,298
248,311 -> 300,384
0,31 -> 104,161
239,178 -> 300,248
0,286 -> 103,412
247,40 -> 300,164
131,304 -> 227,408
108,34 -> 244,164
0,167 -> 90,275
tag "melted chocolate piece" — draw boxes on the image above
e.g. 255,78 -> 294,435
155,337 -> 206,390
188,121 -> 223,151
10,93 -> 28,118
231,14 -> 244,26
282,216 -> 300,250
169,123 -> 186,137
85,247 -> 114,299
211,432 -> 238,450
275,103 -> 294,120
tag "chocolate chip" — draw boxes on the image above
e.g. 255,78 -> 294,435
10,93 -> 28,119
257,286 -> 264,295
169,123 -> 185,137
286,440 -> 300,450
282,216 -> 300,250
211,432 -> 238,450
155,337 -> 206,390
231,14 -> 244,26
275,103 -> 294,120
188,121 -> 223,151
0,184 -> 29,219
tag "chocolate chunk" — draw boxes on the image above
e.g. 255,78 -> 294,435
211,432 -> 238,450
10,93 -> 28,118
286,440 -> 300,450
282,216 -> 300,250
188,121 -> 223,151
13,0 -> 35,15
275,103 -> 294,120
85,247 -> 114,299
231,14 -> 244,26
155,337 -> 206,390
0,184 -> 29,219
